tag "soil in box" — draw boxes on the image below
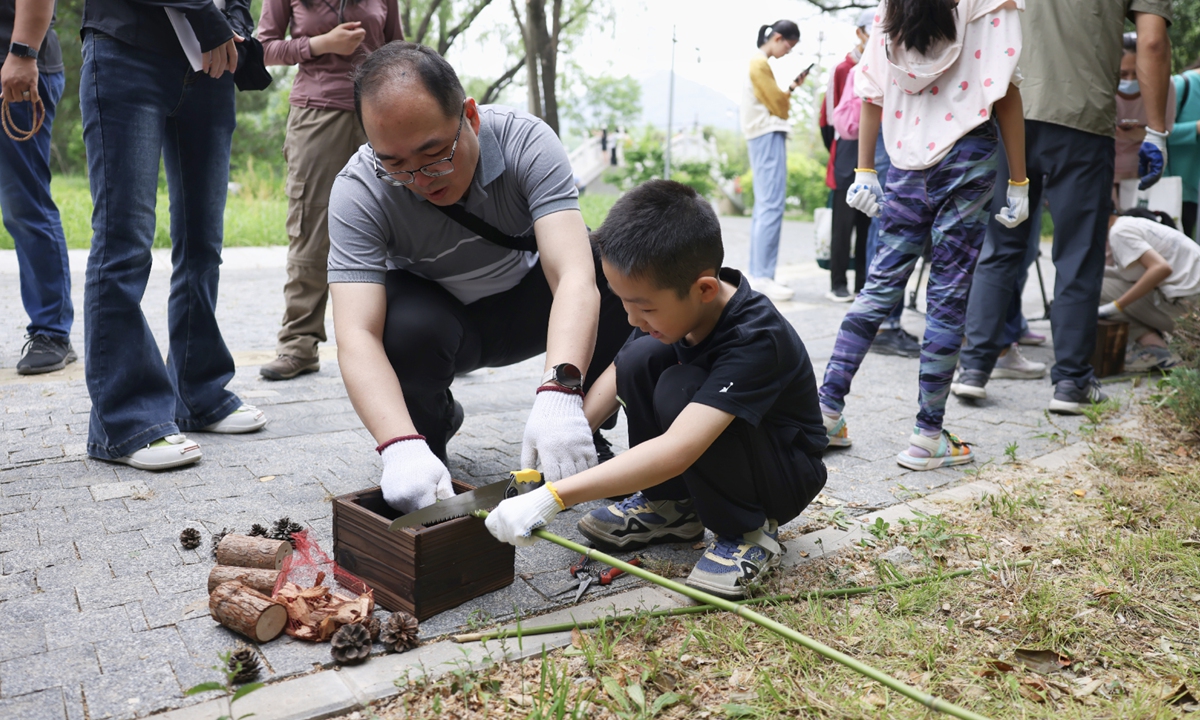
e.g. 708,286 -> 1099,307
332,481 -> 515,620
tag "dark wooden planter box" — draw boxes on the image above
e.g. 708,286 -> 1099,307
331,482 -> 515,620
1091,319 -> 1129,378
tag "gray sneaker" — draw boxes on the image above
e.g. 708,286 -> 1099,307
260,354 -> 319,380
578,492 -> 704,550
1048,378 -> 1108,415
950,369 -> 989,400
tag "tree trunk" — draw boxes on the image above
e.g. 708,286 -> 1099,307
215,534 -> 292,570
209,581 -> 289,642
522,0 -> 544,118
537,0 -> 562,135
208,566 -> 282,595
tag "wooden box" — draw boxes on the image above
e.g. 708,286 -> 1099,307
1091,319 -> 1129,378
331,481 -> 515,620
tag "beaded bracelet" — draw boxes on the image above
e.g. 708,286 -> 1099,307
376,434 -> 426,454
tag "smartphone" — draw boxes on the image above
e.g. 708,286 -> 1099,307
795,63 -> 815,84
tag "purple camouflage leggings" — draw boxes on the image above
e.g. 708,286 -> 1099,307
819,124 -> 998,433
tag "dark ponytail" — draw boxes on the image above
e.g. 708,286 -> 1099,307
757,19 -> 800,48
1119,207 -> 1178,230
883,0 -> 957,56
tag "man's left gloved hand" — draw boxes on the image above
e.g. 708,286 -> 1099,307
485,485 -> 563,546
521,388 -> 597,482
1139,127 -> 1169,190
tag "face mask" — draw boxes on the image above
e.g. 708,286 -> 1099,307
1118,79 -> 1140,95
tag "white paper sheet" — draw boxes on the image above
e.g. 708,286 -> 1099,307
166,0 -> 228,73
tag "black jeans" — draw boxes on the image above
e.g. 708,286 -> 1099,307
830,186 -> 871,293
616,335 -> 826,539
960,120 -> 1114,385
382,258 -> 629,460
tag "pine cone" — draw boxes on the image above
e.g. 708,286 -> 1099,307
179,528 -> 201,550
330,622 -> 372,665
380,611 -> 419,653
210,528 -> 231,558
227,644 -> 261,684
270,517 -> 305,548
248,523 -> 268,538
364,617 -> 381,642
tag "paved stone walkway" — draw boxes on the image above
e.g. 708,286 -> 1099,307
0,217 -> 1117,720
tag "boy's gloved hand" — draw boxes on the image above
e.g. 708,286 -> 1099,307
994,181 -> 1030,229
1098,301 -> 1125,319
485,485 -> 563,546
380,437 -> 454,514
845,170 -> 883,217
1139,127 -> 1169,190
522,389 -> 597,482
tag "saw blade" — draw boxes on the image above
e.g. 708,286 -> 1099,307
387,480 -> 510,532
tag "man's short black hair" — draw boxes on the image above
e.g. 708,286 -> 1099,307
592,180 -> 724,298
354,42 -> 466,124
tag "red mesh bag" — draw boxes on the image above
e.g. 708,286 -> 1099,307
271,530 -> 375,641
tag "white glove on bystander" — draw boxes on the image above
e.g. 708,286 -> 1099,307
379,437 -> 454,514
845,170 -> 883,217
521,389 -> 597,482
1098,302 -> 1124,319
994,181 -> 1030,229
485,485 -> 564,547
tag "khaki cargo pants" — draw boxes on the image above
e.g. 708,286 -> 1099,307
1100,275 -> 1197,343
277,106 -> 367,360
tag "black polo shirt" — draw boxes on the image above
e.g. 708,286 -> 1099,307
82,0 -> 232,61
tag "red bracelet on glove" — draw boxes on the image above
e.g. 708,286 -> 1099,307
537,383 -> 584,397
376,434 -> 425,454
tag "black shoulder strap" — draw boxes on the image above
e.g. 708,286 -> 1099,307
1180,73 -> 1192,116
432,203 -> 538,253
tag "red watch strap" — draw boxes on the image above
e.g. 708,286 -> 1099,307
537,383 -> 584,397
376,434 -> 425,454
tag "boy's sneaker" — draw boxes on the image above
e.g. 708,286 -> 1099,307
990,343 -> 1046,379
1018,330 -> 1047,345
870,327 -> 922,358
750,276 -> 795,302
896,428 -> 974,471
577,492 -> 704,550
114,434 -> 202,471
823,413 -> 852,447
17,333 -> 77,375
201,405 -> 267,434
1125,344 -> 1180,373
1048,378 -> 1107,415
950,369 -> 989,399
593,430 -> 615,463
825,287 -> 853,303
686,520 -> 783,600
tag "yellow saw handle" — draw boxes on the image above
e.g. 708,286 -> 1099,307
504,469 -> 544,499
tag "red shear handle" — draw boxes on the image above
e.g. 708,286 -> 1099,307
599,556 -> 643,585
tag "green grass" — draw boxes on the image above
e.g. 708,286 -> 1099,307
579,192 -> 618,230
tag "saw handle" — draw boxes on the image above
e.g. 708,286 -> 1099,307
503,469 -> 545,499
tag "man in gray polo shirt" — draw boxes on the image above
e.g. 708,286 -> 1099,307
328,42 -> 629,513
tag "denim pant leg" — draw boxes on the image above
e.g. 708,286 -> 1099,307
0,71 -> 72,339
747,131 -> 787,279
163,71 -> 241,431
867,131 -> 903,327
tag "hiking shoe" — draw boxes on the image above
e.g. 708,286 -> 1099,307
1018,330 -> 1046,346
114,434 -> 202,471
990,343 -> 1046,379
686,520 -> 783,599
594,430 -> 614,463
17,333 -> 77,375
1125,344 -> 1180,372
577,492 -> 704,550
823,413 -> 852,447
260,354 -> 319,380
201,405 -> 267,434
950,369 -> 989,400
896,428 -> 974,471
750,276 -> 795,302
825,287 -> 853,303
870,327 -> 921,358
1048,378 -> 1108,415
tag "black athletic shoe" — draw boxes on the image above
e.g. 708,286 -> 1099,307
17,333 -> 77,375
593,430 -> 614,463
869,328 -> 921,358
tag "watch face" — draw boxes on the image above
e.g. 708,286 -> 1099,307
10,43 -> 36,59
555,364 -> 583,388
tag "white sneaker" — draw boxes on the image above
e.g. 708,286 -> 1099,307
201,405 -> 267,434
750,276 -> 795,302
115,434 -> 202,471
990,343 -> 1046,379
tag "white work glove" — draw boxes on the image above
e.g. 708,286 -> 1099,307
379,437 -> 454,514
1098,302 -> 1124,319
1139,127 -> 1169,190
485,485 -> 563,547
521,389 -> 597,482
845,170 -> 884,218
994,181 -> 1030,229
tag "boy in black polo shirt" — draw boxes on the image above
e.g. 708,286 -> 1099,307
485,180 -> 828,598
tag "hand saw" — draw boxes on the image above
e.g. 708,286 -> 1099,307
387,468 -> 543,532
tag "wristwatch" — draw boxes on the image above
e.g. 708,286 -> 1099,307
8,42 -> 37,60
541,363 -> 583,391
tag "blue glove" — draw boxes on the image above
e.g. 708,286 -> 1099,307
1138,127 -> 1169,190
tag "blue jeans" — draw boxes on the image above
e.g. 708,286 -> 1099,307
747,131 -> 787,278
866,132 -> 903,329
0,71 -> 72,339
81,32 -> 242,459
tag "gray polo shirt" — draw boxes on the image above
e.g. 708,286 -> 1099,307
327,104 -> 579,304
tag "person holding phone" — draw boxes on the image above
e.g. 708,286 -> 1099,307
1115,31 -> 1175,199
740,19 -> 808,302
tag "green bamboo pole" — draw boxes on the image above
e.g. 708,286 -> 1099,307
472,510 -> 994,720
453,560 -> 1033,643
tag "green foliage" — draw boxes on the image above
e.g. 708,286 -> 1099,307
1170,306 -> 1200,368
561,68 -> 642,136
739,152 -> 829,218
602,127 -> 718,198
184,650 -> 265,720
1169,0 -> 1200,72
1161,367 -> 1200,435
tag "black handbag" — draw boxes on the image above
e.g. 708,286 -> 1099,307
223,0 -> 273,91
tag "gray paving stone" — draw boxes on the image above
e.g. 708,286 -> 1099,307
1,587 -> 81,623
136,588 -> 209,631
0,645 -> 101,697
94,627 -> 190,673
82,660 -> 182,720
0,569 -> 36,602
89,481 -> 151,502
35,560 -> 113,590
0,688 -> 66,720
46,606 -> 140,652
2,541 -> 79,574
0,621 -> 48,663
77,576 -> 157,614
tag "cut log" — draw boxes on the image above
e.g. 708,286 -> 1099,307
207,566 -> 281,595
209,580 -> 288,642
215,534 -> 292,570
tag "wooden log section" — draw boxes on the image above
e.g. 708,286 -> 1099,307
207,566 -> 281,595
215,534 -> 292,570
209,581 -> 288,642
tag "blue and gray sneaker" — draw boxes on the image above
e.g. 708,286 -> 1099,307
686,520 -> 783,599
577,492 -> 704,550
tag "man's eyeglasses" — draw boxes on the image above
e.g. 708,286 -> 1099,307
372,113 -> 464,187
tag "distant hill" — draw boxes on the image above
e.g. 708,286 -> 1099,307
637,71 -> 742,132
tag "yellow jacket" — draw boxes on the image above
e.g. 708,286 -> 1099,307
741,53 -> 792,140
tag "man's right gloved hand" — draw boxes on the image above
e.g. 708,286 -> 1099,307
845,170 -> 883,217
379,436 -> 454,514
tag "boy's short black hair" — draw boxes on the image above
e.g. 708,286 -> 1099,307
592,180 -> 723,297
